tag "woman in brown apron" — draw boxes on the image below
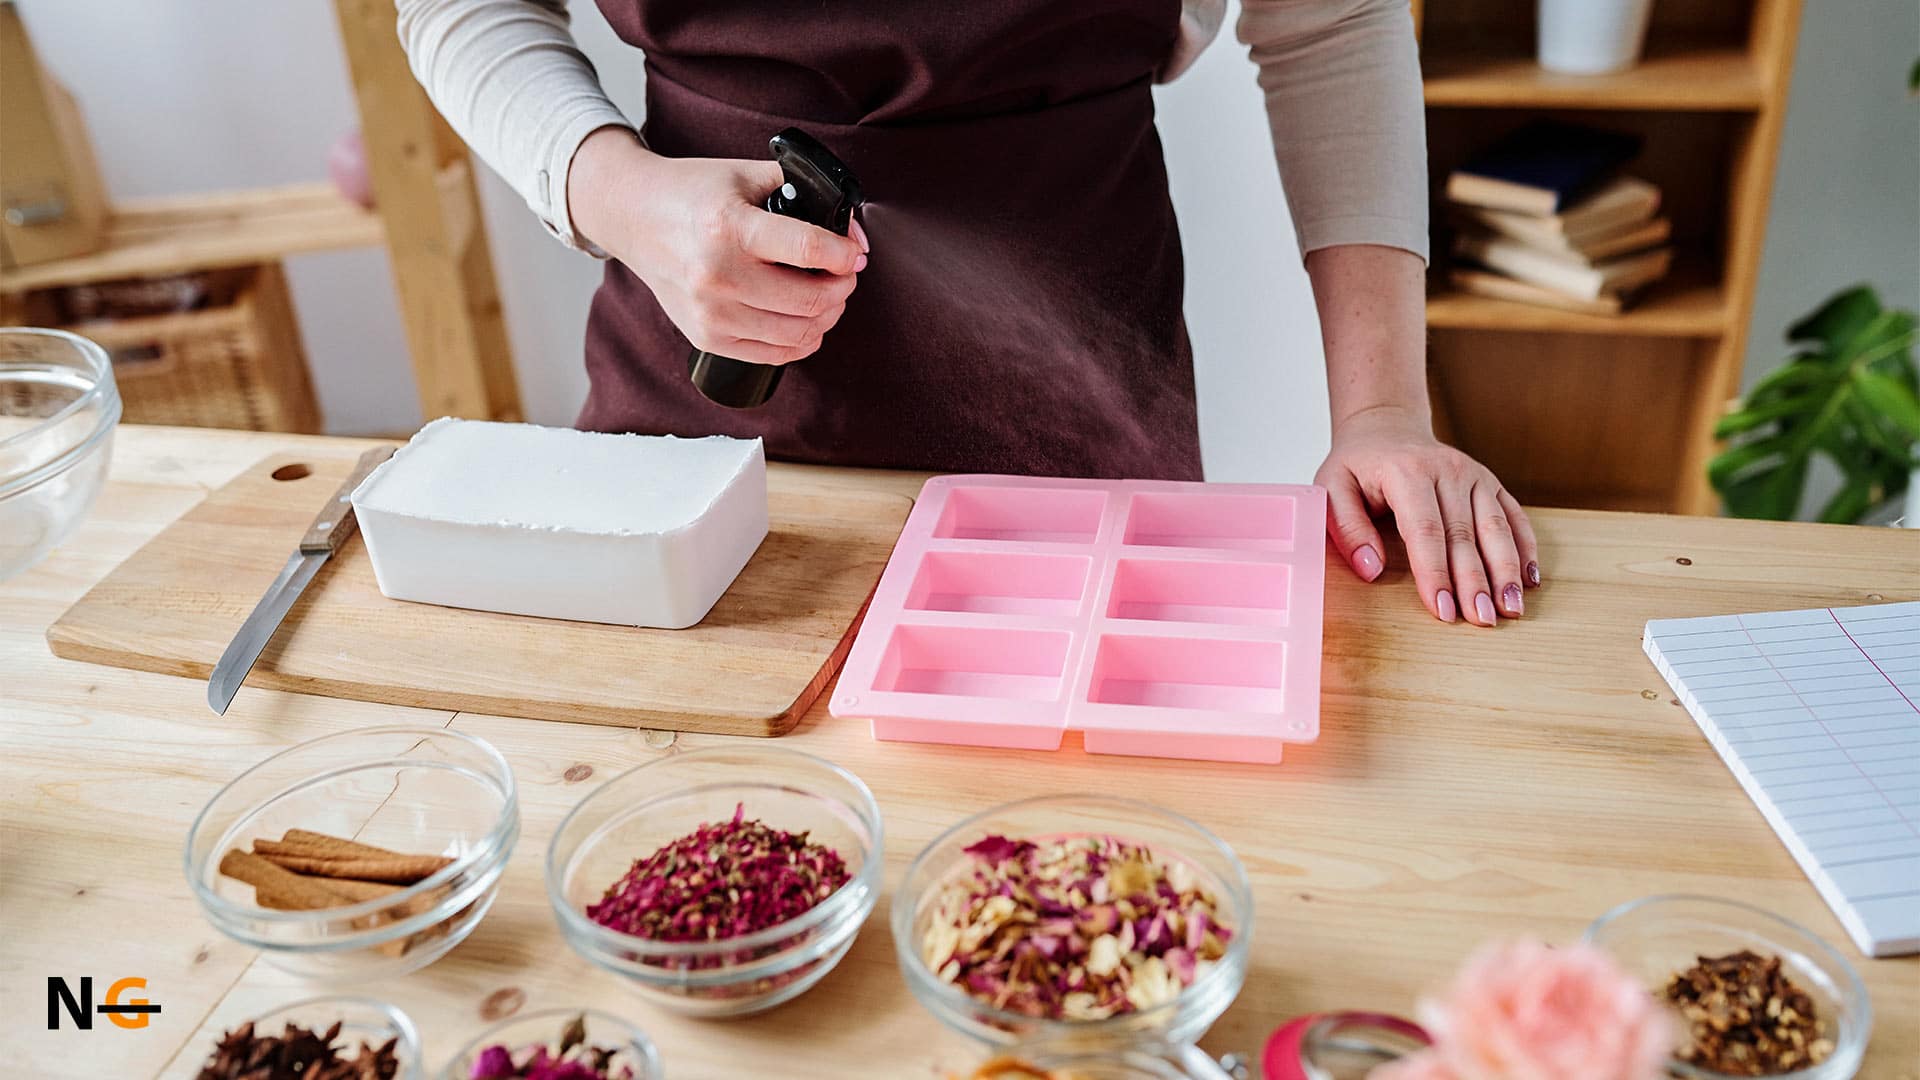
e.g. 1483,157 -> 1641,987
399,0 -> 1541,626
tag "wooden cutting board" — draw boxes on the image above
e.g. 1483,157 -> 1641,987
47,450 -> 913,735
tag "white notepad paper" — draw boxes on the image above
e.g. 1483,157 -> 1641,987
1644,601 -> 1920,957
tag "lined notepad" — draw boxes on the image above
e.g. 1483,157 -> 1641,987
1644,601 -> 1920,956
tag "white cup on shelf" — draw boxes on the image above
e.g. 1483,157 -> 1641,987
1537,0 -> 1655,75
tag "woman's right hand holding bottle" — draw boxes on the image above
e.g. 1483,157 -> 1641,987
566,126 -> 868,365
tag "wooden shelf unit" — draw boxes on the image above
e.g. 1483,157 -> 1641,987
1422,44 -> 1764,111
0,2 -> 519,430
1413,0 -> 1803,515
0,183 -> 382,292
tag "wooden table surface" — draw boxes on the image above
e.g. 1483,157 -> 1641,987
4,426 -> 1916,1079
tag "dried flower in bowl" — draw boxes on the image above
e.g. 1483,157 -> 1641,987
1663,951 -> 1834,1076
197,1019 -> 400,1080
921,834 -> 1232,1022
587,803 -> 849,941
469,1012 -> 639,1080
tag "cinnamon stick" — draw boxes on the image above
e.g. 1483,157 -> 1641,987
217,850 -> 437,958
278,828 -> 409,859
253,832 -> 453,885
218,850 -> 357,911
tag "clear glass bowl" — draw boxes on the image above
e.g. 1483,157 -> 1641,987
547,745 -> 884,1017
437,1007 -> 663,1080
0,327 -> 119,580
1585,895 -> 1870,1080
894,795 -> 1252,1046
186,726 -> 519,980
187,996 -> 425,1079
969,1038 -> 1238,1079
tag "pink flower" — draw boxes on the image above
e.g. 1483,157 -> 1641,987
1370,1051 -> 1457,1080
1418,940 -> 1674,1080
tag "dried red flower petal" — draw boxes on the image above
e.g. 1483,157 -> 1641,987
587,803 -> 849,943
921,834 -> 1230,1022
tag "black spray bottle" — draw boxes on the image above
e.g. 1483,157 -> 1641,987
687,128 -> 865,409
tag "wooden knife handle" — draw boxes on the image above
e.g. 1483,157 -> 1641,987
299,445 -> 397,554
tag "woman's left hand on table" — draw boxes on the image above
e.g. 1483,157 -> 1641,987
1316,405 -> 1540,627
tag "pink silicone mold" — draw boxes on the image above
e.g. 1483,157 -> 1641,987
831,475 -> 1327,764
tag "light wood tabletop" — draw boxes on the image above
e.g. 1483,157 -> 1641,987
4,426 -> 1916,1079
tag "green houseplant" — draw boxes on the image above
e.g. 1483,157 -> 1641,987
1709,285 -> 1919,523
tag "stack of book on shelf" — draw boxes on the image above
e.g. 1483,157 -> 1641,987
1444,121 -> 1672,316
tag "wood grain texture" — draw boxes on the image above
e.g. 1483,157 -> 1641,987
0,183 -> 383,292
46,447 -> 913,736
331,0 -> 522,423
1422,45 -> 1764,111
7,428 -> 1917,1080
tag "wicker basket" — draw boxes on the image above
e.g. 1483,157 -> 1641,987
2,261 -> 320,432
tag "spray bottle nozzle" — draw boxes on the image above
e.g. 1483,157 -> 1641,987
688,129 -> 865,409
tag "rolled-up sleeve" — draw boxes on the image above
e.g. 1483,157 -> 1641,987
396,0 -> 635,252
1237,0 -> 1428,262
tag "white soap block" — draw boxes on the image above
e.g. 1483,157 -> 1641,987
350,418 -> 768,629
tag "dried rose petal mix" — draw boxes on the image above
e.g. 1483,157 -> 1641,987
921,834 -> 1231,1021
468,1012 -> 638,1080
586,803 -> 849,941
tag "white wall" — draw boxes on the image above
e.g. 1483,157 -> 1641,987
17,1 -> 1916,495
1738,0 -> 1920,517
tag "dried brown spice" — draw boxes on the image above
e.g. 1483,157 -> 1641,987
195,1019 -> 400,1080
217,829 -> 458,958
1663,950 -> 1835,1076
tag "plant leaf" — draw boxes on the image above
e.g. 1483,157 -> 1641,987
1709,435 -> 1790,490
1841,395 -> 1912,459
1789,286 -> 1881,350
1816,474 -> 1878,525
1852,368 -> 1920,439
1722,454 -> 1809,520
1714,391 -> 1825,439
1911,55 -> 1920,95
1746,357 -> 1839,405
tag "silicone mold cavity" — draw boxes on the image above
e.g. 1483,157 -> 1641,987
1107,557 -> 1290,627
834,475 -> 1326,764
933,486 -> 1107,544
906,550 -> 1090,617
1122,491 -> 1295,551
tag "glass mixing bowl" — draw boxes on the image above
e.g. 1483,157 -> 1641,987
437,1007 -> 663,1080
1586,895 -> 1870,1080
0,327 -> 120,580
547,745 -> 884,1017
186,726 -> 519,980
185,996 -> 425,1079
894,795 -> 1253,1047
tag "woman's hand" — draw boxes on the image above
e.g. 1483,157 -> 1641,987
1317,404 -> 1540,626
566,127 -> 869,365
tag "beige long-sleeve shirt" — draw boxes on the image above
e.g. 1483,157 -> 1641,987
394,0 -> 1427,262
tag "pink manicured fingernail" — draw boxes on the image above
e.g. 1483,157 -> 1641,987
1526,561 -> 1542,587
1474,592 -> 1496,625
854,253 -> 868,272
851,217 -> 871,253
1502,582 -> 1524,616
1352,544 -> 1383,582
1437,590 -> 1457,623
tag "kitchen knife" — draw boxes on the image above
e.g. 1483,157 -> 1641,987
207,446 -> 395,715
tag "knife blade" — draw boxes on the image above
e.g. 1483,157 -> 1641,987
207,445 -> 396,715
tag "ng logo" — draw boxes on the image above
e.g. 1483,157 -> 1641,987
46,977 -> 162,1030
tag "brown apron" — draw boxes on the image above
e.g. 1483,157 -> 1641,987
581,0 -> 1202,480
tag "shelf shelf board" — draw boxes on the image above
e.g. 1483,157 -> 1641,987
0,182 -> 384,292
1422,45 -> 1764,111
1426,260 -> 1727,338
